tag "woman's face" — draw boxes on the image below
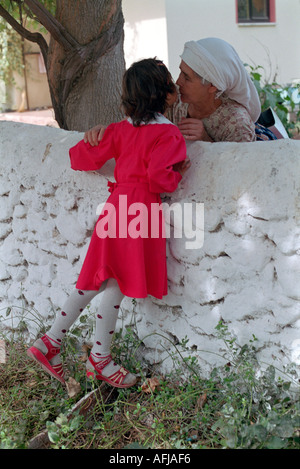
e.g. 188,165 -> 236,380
176,61 -> 211,105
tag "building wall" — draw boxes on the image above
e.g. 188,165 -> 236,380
0,121 -> 299,379
5,1 -> 299,111
123,0 -> 300,85
123,0 -> 169,67
23,42 -> 52,110
4,35 -> 51,112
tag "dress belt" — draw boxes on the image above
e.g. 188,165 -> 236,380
107,181 -> 149,193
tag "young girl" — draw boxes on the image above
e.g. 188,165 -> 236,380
27,59 -> 190,389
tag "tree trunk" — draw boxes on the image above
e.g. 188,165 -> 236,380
47,0 -> 125,130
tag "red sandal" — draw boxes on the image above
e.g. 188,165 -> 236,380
27,335 -> 65,385
86,354 -> 136,389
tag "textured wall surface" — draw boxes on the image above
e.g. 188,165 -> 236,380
0,121 -> 299,378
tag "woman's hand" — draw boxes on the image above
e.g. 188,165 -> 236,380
84,124 -> 107,146
178,118 -> 213,142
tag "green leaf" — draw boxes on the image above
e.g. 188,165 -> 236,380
47,430 -> 60,444
265,436 -> 287,449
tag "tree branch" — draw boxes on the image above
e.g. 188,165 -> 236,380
24,0 -> 79,51
0,4 -> 48,66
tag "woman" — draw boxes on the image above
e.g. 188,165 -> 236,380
85,38 -> 276,145
171,37 -> 275,142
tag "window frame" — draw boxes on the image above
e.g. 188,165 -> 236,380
236,0 -> 276,24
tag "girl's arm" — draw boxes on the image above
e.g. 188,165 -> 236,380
148,129 -> 188,193
69,124 -> 116,171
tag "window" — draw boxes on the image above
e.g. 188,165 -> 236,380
237,0 -> 276,23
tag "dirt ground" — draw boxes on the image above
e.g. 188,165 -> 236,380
0,108 -> 58,127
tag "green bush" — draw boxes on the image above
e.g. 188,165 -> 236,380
246,63 -> 300,136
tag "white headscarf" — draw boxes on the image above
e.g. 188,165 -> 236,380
180,37 -> 261,122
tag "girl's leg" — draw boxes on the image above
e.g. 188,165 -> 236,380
27,286 -> 104,384
28,278 -> 136,388
90,278 -> 124,359
86,278 -> 137,388
47,288 -> 101,345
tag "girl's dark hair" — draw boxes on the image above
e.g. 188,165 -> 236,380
121,58 -> 176,126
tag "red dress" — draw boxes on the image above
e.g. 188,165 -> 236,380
69,115 -> 186,299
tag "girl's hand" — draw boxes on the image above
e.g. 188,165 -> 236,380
84,124 -> 107,146
173,158 -> 191,176
178,118 -> 213,142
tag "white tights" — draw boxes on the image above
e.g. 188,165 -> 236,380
47,278 -> 124,358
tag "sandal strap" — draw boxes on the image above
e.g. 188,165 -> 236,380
41,335 -> 61,361
89,354 -> 112,372
52,363 -> 65,378
87,355 -> 134,388
107,367 -> 130,386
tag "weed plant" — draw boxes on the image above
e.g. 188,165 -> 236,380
0,306 -> 299,450
246,63 -> 300,137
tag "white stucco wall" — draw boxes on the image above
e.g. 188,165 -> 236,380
0,121 -> 299,379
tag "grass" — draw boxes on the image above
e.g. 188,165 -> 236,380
0,306 -> 299,450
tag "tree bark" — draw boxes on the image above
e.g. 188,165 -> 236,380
46,0 -> 126,130
0,0 -> 126,130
